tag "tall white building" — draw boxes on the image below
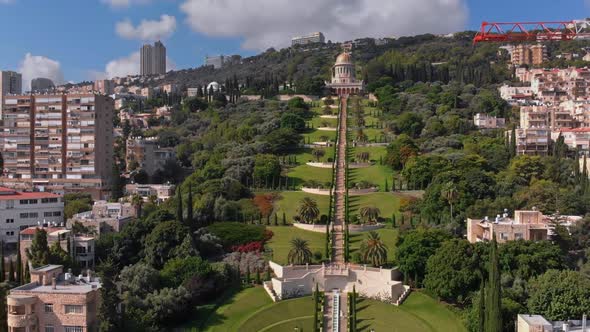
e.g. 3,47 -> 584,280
0,187 -> 64,244
291,32 -> 325,46
205,55 -> 224,69
140,41 -> 166,76
0,71 -> 22,115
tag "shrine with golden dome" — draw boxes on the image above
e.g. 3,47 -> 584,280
326,51 -> 364,95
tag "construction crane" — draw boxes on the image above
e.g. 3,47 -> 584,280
473,20 -> 590,44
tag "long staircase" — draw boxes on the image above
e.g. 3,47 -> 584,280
324,97 -> 349,331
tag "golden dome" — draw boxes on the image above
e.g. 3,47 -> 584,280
335,52 -> 352,64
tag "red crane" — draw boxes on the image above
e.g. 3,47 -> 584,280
473,20 -> 590,44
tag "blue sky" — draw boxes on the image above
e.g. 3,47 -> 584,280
0,0 -> 587,85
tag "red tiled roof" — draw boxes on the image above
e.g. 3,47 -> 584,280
20,227 -> 67,235
0,187 -> 61,200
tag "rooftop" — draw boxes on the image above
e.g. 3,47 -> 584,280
0,187 -> 61,200
519,314 -> 552,326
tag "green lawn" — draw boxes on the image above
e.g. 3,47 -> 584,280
240,295 -> 314,332
269,191 -> 330,223
287,164 -> 333,187
266,225 -> 326,264
352,145 -> 388,163
302,129 -> 337,144
309,116 -> 337,128
356,292 -> 467,332
348,192 -> 402,220
348,165 -> 394,191
181,286 -> 272,331
349,227 -> 398,265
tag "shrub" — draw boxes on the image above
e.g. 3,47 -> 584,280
207,222 -> 266,248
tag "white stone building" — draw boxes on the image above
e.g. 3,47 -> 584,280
0,187 -> 63,244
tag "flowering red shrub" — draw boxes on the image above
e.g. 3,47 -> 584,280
231,241 -> 264,253
263,229 -> 274,241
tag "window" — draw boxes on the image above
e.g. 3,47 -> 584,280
64,327 -> 83,332
45,326 -> 55,332
5,231 -> 14,236
41,198 -> 58,203
5,219 -> 14,224
44,303 -> 53,313
64,305 -> 83,314
500,232 -> 509,241
514,233 -> 524,240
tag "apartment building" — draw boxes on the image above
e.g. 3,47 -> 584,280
7,264 -> 101,332
291,32 -> 325,46
205,55 -> 225,69
499,84 -> 534,104
0,93 -> 114,199
20,226 -> 95,269
520,105 -> 577,129
93,79 -> 114,95
510,44 -> 548,66
552,128 -> 590,152
126,136 -> 176,176
467,210 -> 581,244
0,187 -> 63,245
510,128 -> 550,156
473,113 -> 505,129
0,70 -> 22,115
140,41 -> 166,76
67,200 -> 136,235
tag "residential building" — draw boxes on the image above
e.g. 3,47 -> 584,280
473,113 -> 506,129
0,93 -> 114,199
506,128 -> 550,155
126,136 -> 177,177
467,210 -> 582,244
187,87 -> 200,97
20,226 -> 96,269
326,52 -> 364,96
0,187 -> 63,245
551,128 -> 590,152
68,200 -> 136,236
0,70 -> 22,115
520,105 -> 577,129
7,265 -> 101,332
140,41 -> 166,76
498,84 -> 534,103
93,79 -> 114,95
510,44 -> 548,66
205,55 -> 225,69
160,83 -> 177,94
125,183 -> 175,202
517,314 -> 589,332
291,32 -> 325,46
31,77 -> 55,92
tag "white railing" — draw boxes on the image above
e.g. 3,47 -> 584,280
332,290 -> 340,332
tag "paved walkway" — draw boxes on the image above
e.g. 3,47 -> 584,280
324,97 -> 349,332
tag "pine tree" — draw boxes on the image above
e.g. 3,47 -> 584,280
485,234 -> 502,332
111,163 -> 124,200
176,189 -> 183,224
98,258 -> 120,332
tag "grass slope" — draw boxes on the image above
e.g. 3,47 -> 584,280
356,292 -> 467,332
266,225 -> 326,264
270,191 -> 329,223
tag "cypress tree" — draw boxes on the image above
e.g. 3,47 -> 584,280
176,189 -> 183,224
282,212 -> 287,226
384,178 -> 389,192
255,268 -> 261,284
478,278 -> 486,332
24,264 -> 30,284
266,214 -> 270,226
485,234 -> 502,332
8,260 -> 14,282
245,266 -> 251,284
510,127 -> 517,158
16,236 -> 22,284
265,267 -> 271,281
274,213 -> 278,226
392,214 -> 396,227
187,185 -> 193,227
0,241 -> 4,282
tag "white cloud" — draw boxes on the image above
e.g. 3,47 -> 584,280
101,0 -> 152,8
91,51 -> 176,79
180,0 -> 468,50
116,15 -> 177,41
19,53 -> 64,91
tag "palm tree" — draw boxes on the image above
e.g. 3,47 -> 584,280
319,135 -> 330,143
359,206 -> 381,223
441,181 -> 459,220
355,129 -> 367,143
312,148 -> 325,162
360,231 -> 387,267
298,197 -> 320,224
130,194 -> 144,217
288,238 -> 312,265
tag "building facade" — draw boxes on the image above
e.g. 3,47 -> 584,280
20,226 -> 96,269
126,137 -> 177,176
291,32 -> 326,46
0,187 -> 63,245
510,44 -> 548,66
7,265 -> 101,332
0,70 -> 22,115
125,183 -> 175,202
67,200 -> 136,236
140,41 -> 166,76
326,52 -> 364,96
93,80 -> 114,95
474,113 -> 506,129
0,93 -> 114,199
467,210 -> 581,244
205,55 -> 224,69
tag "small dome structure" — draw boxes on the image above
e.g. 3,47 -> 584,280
335,52 -> 352,64
207,81 -> 220,92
